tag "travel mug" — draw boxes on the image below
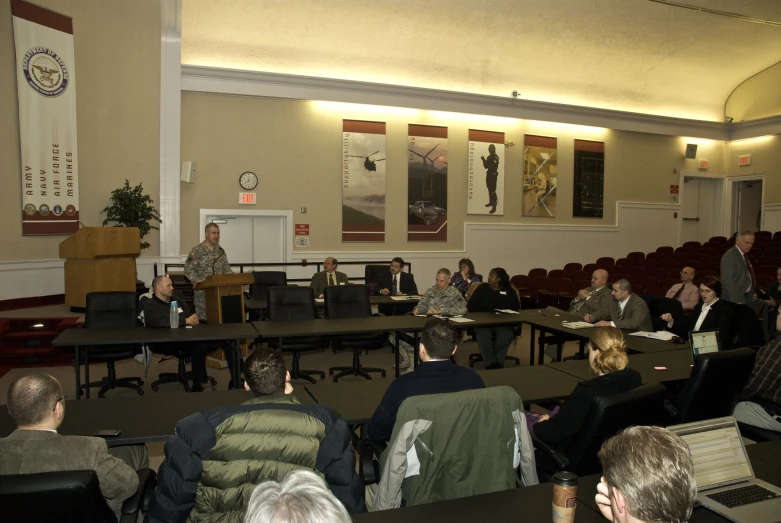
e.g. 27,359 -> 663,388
552,471 -> 578,523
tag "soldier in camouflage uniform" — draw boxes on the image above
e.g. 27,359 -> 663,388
184,223 -> 233,321
392,268 -> 468,372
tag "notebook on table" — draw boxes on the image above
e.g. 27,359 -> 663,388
668,416 -> 781,522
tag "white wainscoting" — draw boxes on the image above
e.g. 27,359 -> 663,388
764,203 -> 781,234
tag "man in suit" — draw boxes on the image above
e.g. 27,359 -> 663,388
367,318 -> 485,442
665,266 -> 700,311
377,257 -> 418,316
0,374 -> 146,520
661,275 -> 732,348
565,269 -> 611,319
310,257 -> 349,298
721,231 -> 770,341
585,279 -> 653,331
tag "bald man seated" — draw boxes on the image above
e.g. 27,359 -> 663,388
546,269 -> 610,319
665,266 -> 700,311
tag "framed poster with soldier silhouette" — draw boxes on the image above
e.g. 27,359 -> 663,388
342,120 -> 386,242
468,130 -> 505,215
408,124 -> 448,242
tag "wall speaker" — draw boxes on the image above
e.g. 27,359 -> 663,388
685,144 -> 698,159
180,161 -> 196,183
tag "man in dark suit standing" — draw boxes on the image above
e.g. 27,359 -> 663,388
310,257 -> 349,298
720,231 -> 770,341
585,279 -> 653,331
0,374 -> 146,520
377,257 -> 418,316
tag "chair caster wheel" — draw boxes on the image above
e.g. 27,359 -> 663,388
137,390 -> 144,396
381,372 -> 387,378
151,384 -> 159,391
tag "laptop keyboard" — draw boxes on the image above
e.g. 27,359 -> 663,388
706,484 -> 780,508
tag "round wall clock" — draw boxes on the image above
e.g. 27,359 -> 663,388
239,171 -> 258,190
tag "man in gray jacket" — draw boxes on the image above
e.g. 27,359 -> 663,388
585,279 -> 653,331
721,231 -> 769,341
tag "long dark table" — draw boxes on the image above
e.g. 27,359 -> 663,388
246,295 -> 421,312
305,364 -> 582,425
353,480 -> 607,522
576,440 -> 781,523
547,348 -> 695,384
52,323 -> 258,399
0,389 -> 315,446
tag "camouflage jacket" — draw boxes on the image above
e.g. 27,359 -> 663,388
183,241 -> 233,284
414,286 -> 467,316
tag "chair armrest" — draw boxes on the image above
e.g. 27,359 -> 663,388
120,468 -> 157,522
663,399 -> 680,419
531,433 -> 570,471
358,439 -> 384,486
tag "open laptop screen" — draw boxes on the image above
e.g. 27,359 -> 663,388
689,329 -> 721,357
670,417 -> 752,490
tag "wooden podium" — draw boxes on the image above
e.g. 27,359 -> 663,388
59,227 -> 141,308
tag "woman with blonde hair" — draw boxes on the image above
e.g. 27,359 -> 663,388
532,327 -> 641,451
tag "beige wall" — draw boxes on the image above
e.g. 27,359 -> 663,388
0,0 -> 160,261
727,135 -> 781,202
726,61 -> 781,122
180,93 -> 730,253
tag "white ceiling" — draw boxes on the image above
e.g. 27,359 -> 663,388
182,0 -> 781,122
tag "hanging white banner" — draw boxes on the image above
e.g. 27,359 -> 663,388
12,0 -> 80,235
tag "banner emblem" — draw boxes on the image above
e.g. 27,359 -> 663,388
22,47 -> 69,97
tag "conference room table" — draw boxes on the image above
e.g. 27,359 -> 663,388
52,323 -> 258,399
304,364 -> 583,425
0,388 -> 315,446
547,348 -> 696,384
246,295 -> 421,315
576,439 -> 781,523
253,312 -> 529,377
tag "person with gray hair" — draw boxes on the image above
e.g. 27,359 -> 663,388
585,279 -> 653,331
720,230 -> 770,341
244,470 -> 351,523
594,426 -> 697,523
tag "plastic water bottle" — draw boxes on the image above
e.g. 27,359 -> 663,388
169,301 -> 178,328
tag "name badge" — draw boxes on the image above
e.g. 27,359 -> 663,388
500,291 -> 507,295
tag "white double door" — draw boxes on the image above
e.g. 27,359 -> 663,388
205,215 -> 285,270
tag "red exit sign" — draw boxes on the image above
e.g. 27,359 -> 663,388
738,154 -> 751,166
239,192 -> 256,205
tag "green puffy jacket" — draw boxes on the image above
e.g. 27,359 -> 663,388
148,393 -> 364,522
373,386 -> 538,510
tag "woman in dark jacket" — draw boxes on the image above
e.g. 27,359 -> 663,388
661,275 -> 732,349
467,267 -> 520,369
533,327 -> 641,450
450,258 -> 481,296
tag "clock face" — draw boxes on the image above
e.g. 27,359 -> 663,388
239,171 -> 258,190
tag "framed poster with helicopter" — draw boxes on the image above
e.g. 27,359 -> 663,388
342,119 -> 386,242
408,124 -> 448,242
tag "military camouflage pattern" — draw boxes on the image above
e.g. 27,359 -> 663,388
184,241 -> 233,319
414,286 -> 467,316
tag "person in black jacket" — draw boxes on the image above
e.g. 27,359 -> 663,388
466,267 -> 520,369
533,327 -> 641,452
367,318 -> 485,442
143,275 -> 210,391
147,347 -> 365,523
661,275 -> 733,349
377,257 -> 418,315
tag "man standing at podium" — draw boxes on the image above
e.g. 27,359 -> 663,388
185,223 -> 233,321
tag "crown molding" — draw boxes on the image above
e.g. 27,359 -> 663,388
728,114 -> 781,141
180,65 -> 739,140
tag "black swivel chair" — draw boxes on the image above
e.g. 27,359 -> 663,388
724,301 -> 766,348
248,271 -> 288,320
641,294 -> 685,332
0,469 -> 157,523
324,285 -> 387,382
671,347 -> 756,424
267,286 -> 325,384
533,382 -> 669,481
364,264 -> 387,296
81,292 -> 144,399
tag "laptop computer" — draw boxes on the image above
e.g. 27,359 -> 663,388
688,329 -> 721,358
668,416 -> 781,522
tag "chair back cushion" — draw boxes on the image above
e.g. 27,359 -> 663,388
324,285 -> 371,319
641,294 -> 684,332
673,347 -> 756,423
0,470 -> 116,523
85,292 -> 139,330
364,265 -> 388,295
724,302 -> 766,348
268,286 -> 317,321
249,271 -> 288,301
566,382 -> 669,476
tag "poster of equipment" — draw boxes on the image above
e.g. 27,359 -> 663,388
408,124 -> 448,242
573,139 -> 605,218
467,130 -> 505,215
342,120 -> 386,242
12,0 -> 80,234
523,135 -> 558,218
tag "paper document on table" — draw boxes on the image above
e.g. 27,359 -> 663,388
391,296 -> 415,300
495,309 -> 520,314
442,317 -> 474,323
561,321 -> 595,329
315,298 -> 324,303
629,331 -> 677,341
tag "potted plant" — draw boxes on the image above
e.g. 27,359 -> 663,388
101,179 -> 162,250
